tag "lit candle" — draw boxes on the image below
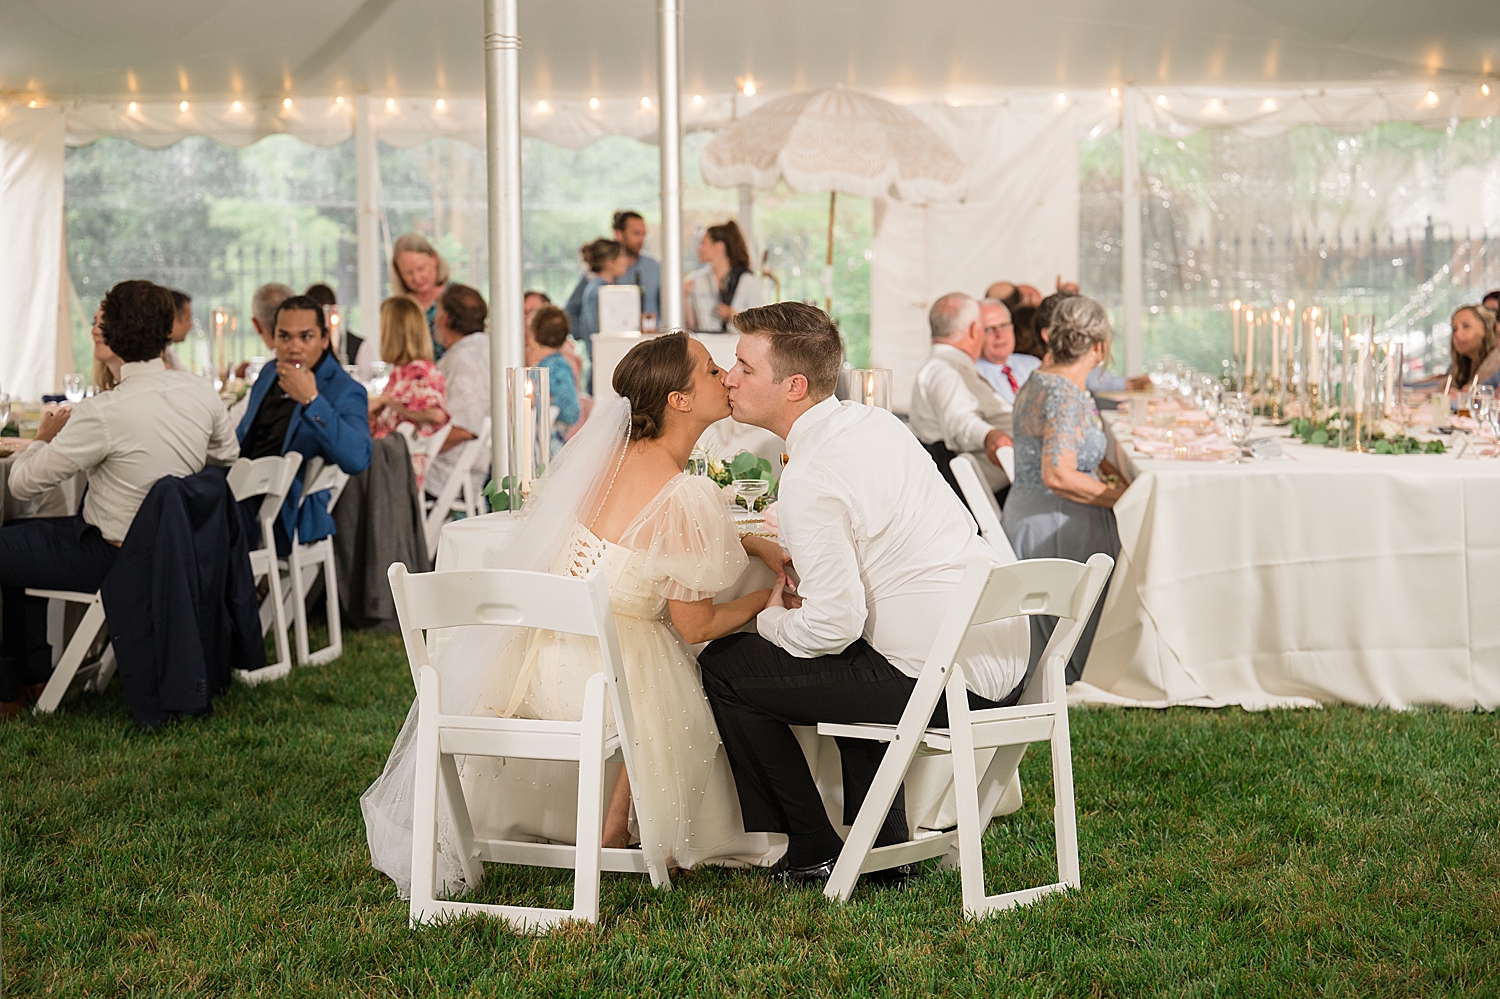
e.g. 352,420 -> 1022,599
522,378 -> 536,492
1244,307 -> 1256,396
1231,300 -> 1242,382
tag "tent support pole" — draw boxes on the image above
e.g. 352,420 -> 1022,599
738,183 -> 758,272
658,0 -> 684,330
354,96 -> 381,362
485,0 -> 523,485
1121,88 -> 1143,375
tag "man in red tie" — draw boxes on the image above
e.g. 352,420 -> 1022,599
974,298 -> 1040,405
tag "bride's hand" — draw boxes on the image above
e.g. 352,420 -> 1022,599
743,535 -> 792,577
767,572 -> 802,610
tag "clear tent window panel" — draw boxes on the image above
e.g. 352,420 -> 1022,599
1080,117 -> 1500,378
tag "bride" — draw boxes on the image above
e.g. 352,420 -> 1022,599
362,332 -> 786,896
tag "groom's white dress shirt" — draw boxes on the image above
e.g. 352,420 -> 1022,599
756,396 -> 1029,703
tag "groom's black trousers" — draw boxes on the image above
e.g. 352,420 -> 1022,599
698,633 -> 1003,867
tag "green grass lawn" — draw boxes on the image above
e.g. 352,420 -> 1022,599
5,631 -> 1500,997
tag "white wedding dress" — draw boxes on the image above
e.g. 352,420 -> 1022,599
459,473 -> 778,870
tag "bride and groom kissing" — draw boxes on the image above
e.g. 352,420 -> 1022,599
363,301 -> 1030,895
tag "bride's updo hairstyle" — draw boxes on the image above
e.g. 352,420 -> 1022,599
613,332 -> 696,441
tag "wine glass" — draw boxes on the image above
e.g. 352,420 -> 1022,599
64,373 -> 85,404
1150,357 -> 1178,394
1472,385 -> 1495,437
1151,407 -> 1178,446
1223,392 -> 1253,463
0,391 -> 11,432
370,361 -> 392,396
732,478 -> 770,514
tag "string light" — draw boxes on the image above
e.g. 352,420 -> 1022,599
282,97 -> 293,110
1055,92 -> 1067,105
29,100 -> 38,108
179,100 -> 189,112
230,100 -> 243,112
534,100 -> 551,114
589,97 -> 600,110
128,101 -> 139,112
742,80 -> 756,97
335,96 -> 345,106
1156,94 -> 1168,108
435,98 -> 446,111
1483,83 -> 1492,97
1261,97 -> 1278,112
640,96 -> 651,108
385,98 -> 397,112
1109,87 -> 1121,100
1207,97 -> 1224,113
691,94 -> 704,108
1424,90 -> 1440,107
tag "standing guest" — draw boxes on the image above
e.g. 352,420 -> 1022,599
369,297 -> 449,445
529,305 -> 582,450
908,293 -> 1014,499
563,248 -> 590,336
687,221 -> 762,333
90,305 -> 123,392
1003,295 -> 1125,683
237,294 -> 372,552
612,210 -> 662,322
701,302 -> 1028,884
305,282 -> 357,362
163,289 -> 193,370
1448,304 -> 1500,391
425,283 -> 491,502
0,280 -> 238,718
974,298 -> 1040,406
390,233 -> 451,360
577,239 -> 630,357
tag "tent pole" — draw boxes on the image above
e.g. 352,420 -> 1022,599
484,0 -> 523,484
657,0 -> 684,330
354,96 -> 381,363
738,183 -> 758,273
825,190 -> 836,314
1121,88 -> 1143,375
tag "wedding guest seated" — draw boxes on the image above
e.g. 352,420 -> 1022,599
90,304 -> 123,392
164,289 -> 192,370
908,292 -> 1014,499
1002,295 -> 1125,684
1483,289 -> 1500,313
526,290 -> 585,389
230,282 -> 297,420
984,280 -> 1021,311
305,282 -> 357,362
1035,290 -> 1150,395
1447,304 -> 1500,392
0,280 -> 238,718
1012,304 -> 1041,359
529,304 -> 582,450
237,294 -> 372,553
370,297 -> 449,487
425,283 -> 491,502
974,298 -> 1040,405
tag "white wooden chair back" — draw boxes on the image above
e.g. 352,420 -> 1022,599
422,417 -> 492,553
996,443 -> 1015,485
950,453 -> 1018,564
284,456 -> 350,668
388,563 -> 666,932
396,421 -> 453,463
226,452 -> 302,684
821,553 -> 1113,918
300,456 -> 351,513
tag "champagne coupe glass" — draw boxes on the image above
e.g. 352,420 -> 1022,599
1151,406 -> 1178,446
370,361 -> 392,396
1151,356 -> 1178,394
732,478 -> 770,514
64,373 -> 85,404
1223,392 -> 1253,463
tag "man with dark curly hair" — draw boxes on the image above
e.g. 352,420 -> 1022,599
0,279 -> 239,719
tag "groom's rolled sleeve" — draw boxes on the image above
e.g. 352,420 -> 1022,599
756,485 -> 866,658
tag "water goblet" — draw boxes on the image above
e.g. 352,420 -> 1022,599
370,361 -> 392,396
1223,393 -> 1253,463
64,373 -> 86,404
732,478 -> 770,514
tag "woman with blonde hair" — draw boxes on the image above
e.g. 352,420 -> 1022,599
390,232 -> 451,359
368,296 -> 449,445
1447,304 -> 1500,391
89,305 -> 124,392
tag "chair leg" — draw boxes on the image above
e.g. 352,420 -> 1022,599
45,598 -> 65,669
34,597 -> 106,714
87,644 -> 118,693
1050,705 -> 1081,889
571,674 -> 608,923
824,706 -> 927,902
944,675 -> 990,918
288,548 -> 311,666
438,751 -> 484,889
302,542 -> 343,666
410,678 -> 443,927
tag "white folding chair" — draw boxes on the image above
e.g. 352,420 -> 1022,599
390,562 -> 671,932
951,453 -> 1019,563
821,553 -> 1113,918
284,456 -> 350,667
396,421 -> 453,481
227,452 -> 302,685
24,588 -> 113,713
996,443 -> 1015,485
421,417 -> 492,555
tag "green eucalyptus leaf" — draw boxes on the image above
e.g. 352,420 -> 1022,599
1309,429 -> 1329,445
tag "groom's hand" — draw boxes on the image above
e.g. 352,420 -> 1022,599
767,572 -> 803,610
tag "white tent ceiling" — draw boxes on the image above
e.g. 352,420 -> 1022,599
5,0 -> 1499,104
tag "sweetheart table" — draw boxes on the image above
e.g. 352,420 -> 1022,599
1077,419 -> 1500,710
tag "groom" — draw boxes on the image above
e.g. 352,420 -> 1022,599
700,302 -> 1031,885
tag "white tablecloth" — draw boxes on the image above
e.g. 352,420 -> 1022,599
1077,420 -> 1500,710
437,509 -> 1023,834
1,448 -> 84,524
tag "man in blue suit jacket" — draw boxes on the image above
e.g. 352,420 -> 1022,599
237,295 -> 372,554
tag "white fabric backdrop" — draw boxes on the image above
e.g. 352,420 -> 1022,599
0,106 -> 66,401
870,99 -> 1083,413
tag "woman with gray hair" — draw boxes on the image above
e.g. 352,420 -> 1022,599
390,232 -> 451,360
1002,294 -> 1124,683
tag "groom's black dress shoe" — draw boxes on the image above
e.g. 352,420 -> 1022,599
766,855 -> 837,886
863,863 -> 921,889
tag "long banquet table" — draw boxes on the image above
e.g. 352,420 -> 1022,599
1078,418 -> 1500,710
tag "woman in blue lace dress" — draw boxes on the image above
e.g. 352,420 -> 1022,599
1002,295 -> 1125,681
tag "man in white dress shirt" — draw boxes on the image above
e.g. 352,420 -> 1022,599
907,292 -> 1014,498
700,302 -> 1030,885
974,299 -> 1040,406
0,280 -> 239,718
424,283 -> 490,501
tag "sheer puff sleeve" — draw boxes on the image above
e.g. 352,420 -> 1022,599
620,475 -> 748,602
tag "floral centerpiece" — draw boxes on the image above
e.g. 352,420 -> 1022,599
1286,416 -> 1445,454
703,450 -> 778,512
